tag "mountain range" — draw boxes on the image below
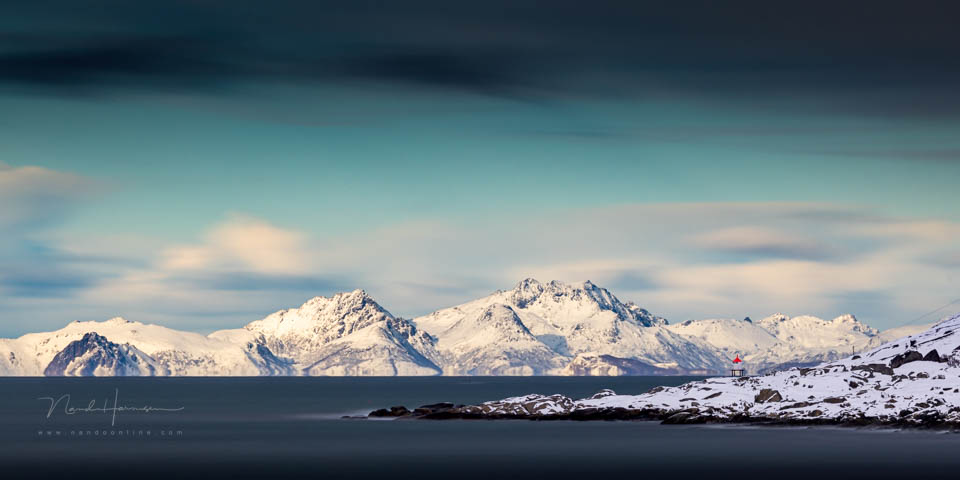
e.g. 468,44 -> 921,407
0,278 -> 930,376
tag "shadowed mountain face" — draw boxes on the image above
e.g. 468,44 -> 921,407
43,332 -> 155,376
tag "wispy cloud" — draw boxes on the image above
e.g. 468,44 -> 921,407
0,163 -> 96,231
3,190 -> 959,333
686,226 -> 833,260
161,214 -> 312,276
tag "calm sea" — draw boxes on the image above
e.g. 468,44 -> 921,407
3,376 -> 958,479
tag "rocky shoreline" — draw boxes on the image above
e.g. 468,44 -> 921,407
365,314 -> 960,430
367,390 -> 960,430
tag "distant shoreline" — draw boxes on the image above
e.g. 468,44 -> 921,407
367,403 -> 960,431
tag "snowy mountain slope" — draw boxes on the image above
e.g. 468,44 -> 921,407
0,317 -> 290,376
866,322 -> 934,349
300,320 -> 441,376
392,313 -> 960,427
414,278 -> 725,372
559,353 -> 685,376
432,304 -> 563,375
416,279 -> 665,339
666,313 -> 883,374
757,313 -> 877,348
43,332 -> 159,376
215,289 -> 441,375
666,317 -> 778,353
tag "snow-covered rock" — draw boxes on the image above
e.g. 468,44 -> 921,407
395,313 -> 960,427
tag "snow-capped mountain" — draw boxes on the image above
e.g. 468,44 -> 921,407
43,332 -> 158,376
666,313 -> 881,374
212,289 -> 441,376
0,317 -> 292,376
414,278 -> 725,373
0,279 -> 933,376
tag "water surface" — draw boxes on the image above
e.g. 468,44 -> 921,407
3,377 -> 957,479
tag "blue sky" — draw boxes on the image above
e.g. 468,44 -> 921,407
1,1 -> 959,335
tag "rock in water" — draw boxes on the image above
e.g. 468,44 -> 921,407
368,406 -> 411,417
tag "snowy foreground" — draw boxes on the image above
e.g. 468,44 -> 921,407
370,314 -> 960,428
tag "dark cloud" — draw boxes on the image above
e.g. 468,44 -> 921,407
335,51 -> 522,95
2,0 -> 959,112
0,37 -> 224,88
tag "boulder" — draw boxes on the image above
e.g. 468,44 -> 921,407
922,350 -> 942,363
890,351 -> 923,369
588,389 -> 617,399
662,412 -> 695,424
754,389 -> 783,403
852,364 -> 894,376
369,405 -> 411,417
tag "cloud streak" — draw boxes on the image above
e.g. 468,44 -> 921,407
3,1 -> 960,118
4,202 -> 947,333
0,163 -> 95,231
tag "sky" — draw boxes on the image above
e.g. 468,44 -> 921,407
1,0 -> 959,335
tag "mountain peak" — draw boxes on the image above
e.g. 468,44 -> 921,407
303,288 -> 371,306
43,332 -> 155,377
510,278 -> 547,307
244,289 -> 398,361
515,277 -> 542,289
